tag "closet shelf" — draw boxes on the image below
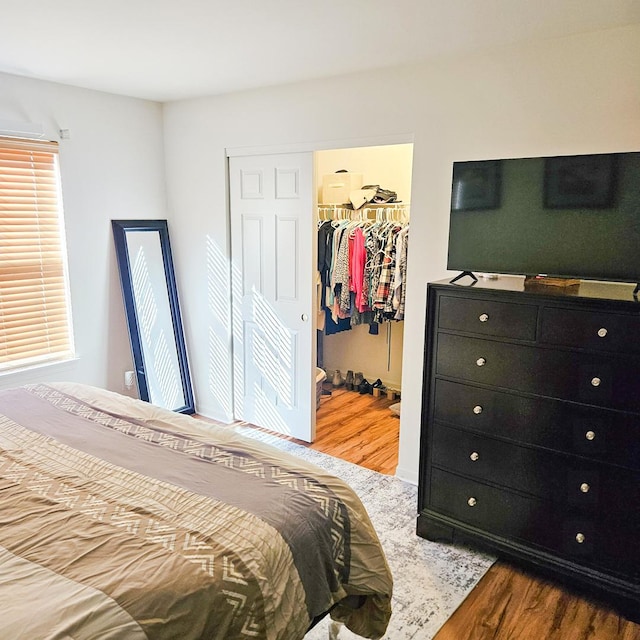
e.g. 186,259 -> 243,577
317,202 -> 409,209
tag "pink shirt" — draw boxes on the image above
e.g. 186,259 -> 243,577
350,227 -> 369,313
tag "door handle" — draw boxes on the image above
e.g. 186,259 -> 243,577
301,313 -> 308,322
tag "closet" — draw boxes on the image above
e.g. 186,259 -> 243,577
314,143 -> 413,465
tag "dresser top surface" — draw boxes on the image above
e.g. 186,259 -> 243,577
431,276 -> 640,305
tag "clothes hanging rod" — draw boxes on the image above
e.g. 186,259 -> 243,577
317,202 -> 410,222
317,202 -> 410,209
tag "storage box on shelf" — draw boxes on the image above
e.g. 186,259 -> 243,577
321,172 -> 363,204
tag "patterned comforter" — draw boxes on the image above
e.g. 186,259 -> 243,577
0,383 -> 392,639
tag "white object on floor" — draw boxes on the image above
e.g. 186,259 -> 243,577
328,620 -> 342,639
316,367 -> 327,408
389,402 -> 401,416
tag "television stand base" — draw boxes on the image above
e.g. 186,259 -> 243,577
450,271 -> 478,285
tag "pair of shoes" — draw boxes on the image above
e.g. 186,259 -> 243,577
358,378 -> 372,394
371,378 -> 385,396
353,372 -> 364,390
344,370 -> 354,390
332,369 -> 344,387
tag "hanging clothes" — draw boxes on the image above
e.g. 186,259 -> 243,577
324,307 -> 352,335
317,221 -> 334,300
317,205 -> 410,334
393,227 -> 409,321
328,224 -> 343,320
350,226 -> 369,313
373,225 -> 399,321
366,227 -> 386,320
335,226 -> 352,316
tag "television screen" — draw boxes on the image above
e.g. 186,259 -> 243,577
446,152 -> 640,285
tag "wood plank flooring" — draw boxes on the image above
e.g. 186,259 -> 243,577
433,561 -> 640,640
312,384 -> 399,475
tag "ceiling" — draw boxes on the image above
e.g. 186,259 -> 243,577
2,0 -> 640,102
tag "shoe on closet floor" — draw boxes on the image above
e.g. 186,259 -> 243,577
358,379 -> 372,394
371,379 -> 385,396
353,372 -> 364,390
344,370 -> 354,390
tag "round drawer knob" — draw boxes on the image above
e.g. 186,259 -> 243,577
580,482 -> 590,493
479,313 -> 489,323
467,497 -> 477,507
470,451 -> 480,461
473,405 -> 483,415
585,430 -> 596,441
591,377 -> 601,387
597,327 -> 608,338
575,532 -> 586,544
476,357 -> 486,367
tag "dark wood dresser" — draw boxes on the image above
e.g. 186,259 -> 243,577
417,277 -> 640,619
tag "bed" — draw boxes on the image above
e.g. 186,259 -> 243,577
0,382 -> 392,639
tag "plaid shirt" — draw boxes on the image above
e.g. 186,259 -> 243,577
373,228 -> 398,313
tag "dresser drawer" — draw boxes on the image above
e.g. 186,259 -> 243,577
431,425 -> 566,504
428,468 -> 557,548
540,306 -> 640,355
438,295 -> 538,341
428,469 -> 640,574
559,517 -> 640,577
431,424 -> 640,515
435,333 -> 640,411
432,379 -> 640,469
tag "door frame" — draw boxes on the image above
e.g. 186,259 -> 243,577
226,132 -> 415,435
226,133 -> 414,158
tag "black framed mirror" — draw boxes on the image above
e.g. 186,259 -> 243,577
112,219 -> 195,413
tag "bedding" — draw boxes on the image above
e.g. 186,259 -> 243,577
0,382 -> 392,640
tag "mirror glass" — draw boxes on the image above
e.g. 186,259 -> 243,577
112,220 -> 194,413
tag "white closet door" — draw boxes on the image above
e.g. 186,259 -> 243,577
229,152 -> 315,442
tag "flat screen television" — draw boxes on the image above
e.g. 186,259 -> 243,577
446,152 -> 640,288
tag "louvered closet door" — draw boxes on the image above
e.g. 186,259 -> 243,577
229,152 -> 315,442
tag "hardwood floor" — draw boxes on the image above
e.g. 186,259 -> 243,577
302,387 -> 640,640
433,562 -> 639,640
312,385 -> 399,475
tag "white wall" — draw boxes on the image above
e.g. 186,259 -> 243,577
321,322 -> 405,393
162,25 -> 640,483
0,72 -> 167,394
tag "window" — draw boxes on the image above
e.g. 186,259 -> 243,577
0,136 -> 74,372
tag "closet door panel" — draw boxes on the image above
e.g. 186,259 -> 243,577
229,152 -> 314,442
241,215 -> 265,296
275,216 -> 298,301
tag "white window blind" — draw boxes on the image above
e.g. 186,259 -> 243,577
0,136 -> 74,371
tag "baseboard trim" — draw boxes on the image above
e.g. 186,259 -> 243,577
395,465 -> 418,485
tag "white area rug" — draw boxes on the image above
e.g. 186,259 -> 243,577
235,427 -> 496,640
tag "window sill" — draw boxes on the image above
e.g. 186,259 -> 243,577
0,356 -> 80,388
